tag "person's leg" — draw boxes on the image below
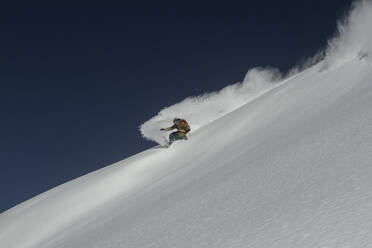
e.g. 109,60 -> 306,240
168,132 -> 181,146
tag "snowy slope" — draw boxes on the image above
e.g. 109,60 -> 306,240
1,1 -> 372,248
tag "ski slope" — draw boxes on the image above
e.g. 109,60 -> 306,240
1,1 -> 372,247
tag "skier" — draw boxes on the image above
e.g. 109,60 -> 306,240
160,118 -> 190,146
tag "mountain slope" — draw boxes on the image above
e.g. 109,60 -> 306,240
1,57 -> 372,248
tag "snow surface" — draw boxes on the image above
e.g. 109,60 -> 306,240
1,1 -> 372,247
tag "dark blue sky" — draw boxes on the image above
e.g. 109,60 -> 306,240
1,1 -> 351,213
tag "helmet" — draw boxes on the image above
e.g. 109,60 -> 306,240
173,117 -> 181,124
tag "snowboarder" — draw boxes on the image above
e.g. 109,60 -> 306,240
160,118 -> 190,146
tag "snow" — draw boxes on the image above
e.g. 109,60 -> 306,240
140,67 -> 282,146
324,0 -> 372,67
1,1 -> 372,247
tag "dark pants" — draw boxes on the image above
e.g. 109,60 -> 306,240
169,131 -> 183,145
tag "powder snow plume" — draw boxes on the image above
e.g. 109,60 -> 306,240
323,0 -> 372,67
140,0 -> 372,145
140,68 -> 282,145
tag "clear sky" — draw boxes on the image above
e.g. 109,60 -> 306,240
0,0 -> 352,213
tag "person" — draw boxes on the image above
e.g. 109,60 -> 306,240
160,118 -> 190,146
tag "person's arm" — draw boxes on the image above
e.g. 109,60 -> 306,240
160,124 -> 176,131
